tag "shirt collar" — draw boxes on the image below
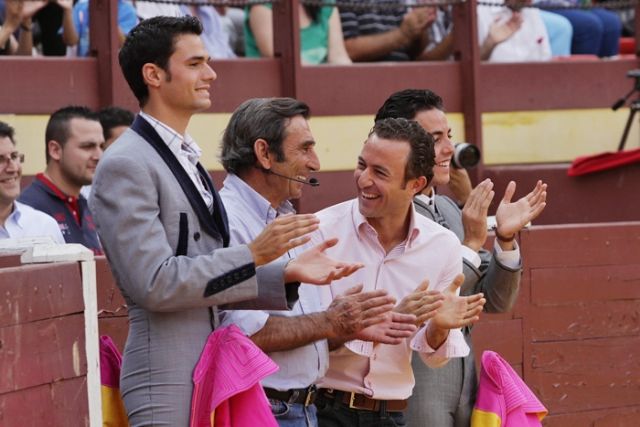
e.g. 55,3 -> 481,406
350,199 -> 420,251
139,111 -> 202,165
223,173 -> 295,222
36,173 -> 79,203
6,201 -> 23,230
415,187 -> 435,206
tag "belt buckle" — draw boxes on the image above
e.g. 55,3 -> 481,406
348,392 -> 358,409
304,385 -> 317,406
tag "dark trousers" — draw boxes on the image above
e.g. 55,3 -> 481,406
315,393 -> 406,427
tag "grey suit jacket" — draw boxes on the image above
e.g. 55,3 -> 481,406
407,195 -> 522,426
90,116 -> 296,426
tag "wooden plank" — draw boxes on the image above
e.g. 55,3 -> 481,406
472,318 -> 523,367
98,316 -> 128,354
520,223 -> 640,268
479,59 -> 639,112
529,300 -> 640,342
208,59 -> 283,112
543,405 -> 640,426
0,58 -> 100,114
528,337 -> 640,414
298,62 -> 463,115
0,377 -> 89,427
95,257 -> 126,314
484,165 -> 640,227
0,314 -> 86,394
0,254 -> 21,268
0,263 -> 83,328
531,265 -> 640,305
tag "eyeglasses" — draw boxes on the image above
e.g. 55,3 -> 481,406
0,152 -> 25,169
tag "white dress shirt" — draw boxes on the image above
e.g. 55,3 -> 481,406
0,201 -> 65,243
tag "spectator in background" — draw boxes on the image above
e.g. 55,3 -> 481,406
135,0 -> 236,58
338,0 -> 435,61
1,0 -> 33,55
0,121 -> 64,243
19,106 -> 103,254
246,2 -> 351,64
98,106 -> 134,150
477,0 -> 552,61
537,0 -> 622,57
71,0 -> 137,57
81,106 -> 134,200
421,3 -> 571,60
15,0 -> 77,56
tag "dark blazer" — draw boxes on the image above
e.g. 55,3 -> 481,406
90,116 -> 296,426
407,195 -> 522,426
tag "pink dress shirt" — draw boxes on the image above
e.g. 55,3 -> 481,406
312,199 -> 469,400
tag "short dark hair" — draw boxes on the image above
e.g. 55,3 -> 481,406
119,16 -> 203,107
0,121 -> 16,144
221,98 -> 310,175
375,89 -> 444,122
369,118 -> 435,184
98,106 -> 135,141
45,106 -> 99,163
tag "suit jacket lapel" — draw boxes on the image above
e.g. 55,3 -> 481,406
414,197 -> 449,229
196,163 -> 230,246
131,115 -> 230,246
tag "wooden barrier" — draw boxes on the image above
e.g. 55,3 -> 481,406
1,222 -> 639,425
0,255 -> 125,426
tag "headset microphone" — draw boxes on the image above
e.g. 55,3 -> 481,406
265,169 -> 320,187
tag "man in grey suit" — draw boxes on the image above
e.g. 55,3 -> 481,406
375,89 -> 548,426
90,17 -> 361,426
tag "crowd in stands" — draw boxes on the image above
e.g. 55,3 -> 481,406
0,0 -> 632,61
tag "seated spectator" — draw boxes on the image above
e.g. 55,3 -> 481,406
536,0 -> 622,57
538,9 -> 573,56
135,1 -> 236,59
98,106 -> 134,151
246,3 -> 351,64
420,3 -> 571,60
19,106 -> 104,254
339,0 -> 435,61
0,121 -> 64,243
71,0 -> 137,57
477,0 -> 551,62
1,0 -> 32,55
13,0 -> 77,56
419,5 -> 454,60
80,106 -> 134,200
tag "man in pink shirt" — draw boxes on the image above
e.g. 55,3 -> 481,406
312,118 -> 486,426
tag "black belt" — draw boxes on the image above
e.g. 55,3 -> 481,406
264,385 -> 317,406
318,389 -> 407,412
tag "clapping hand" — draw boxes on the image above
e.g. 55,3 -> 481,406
495,180 -> 547,244
395,279 -> 444,326
284,238 -> 364,285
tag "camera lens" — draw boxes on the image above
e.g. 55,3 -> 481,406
452,143 -> 481,169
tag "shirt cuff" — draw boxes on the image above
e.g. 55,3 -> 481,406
411,322 -> 469,367
493,238 -> 521,269
461,245 -> 482,268
344,339 -> 374,357
219,309 -> 270,337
